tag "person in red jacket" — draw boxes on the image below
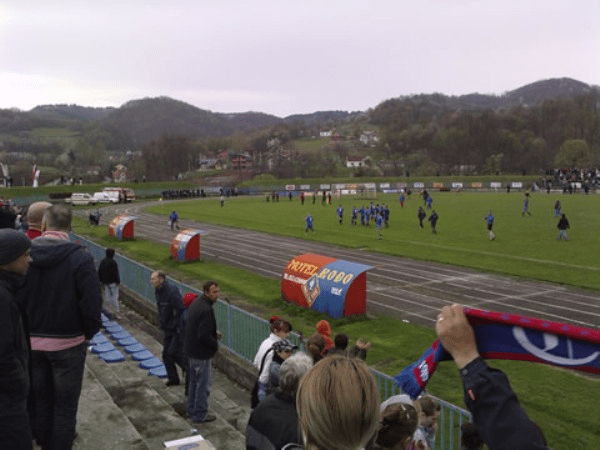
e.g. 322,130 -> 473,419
316,319 -> 334,354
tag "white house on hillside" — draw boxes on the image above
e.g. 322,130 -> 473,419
346,156 -> 370,168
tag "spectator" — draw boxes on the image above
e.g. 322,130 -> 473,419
413,396 -> 440,450
184,280 -> 222,423
269,339 -> 298,391
149,270 -> 187,387
0,229 -> 33,449
295,355 -> 381,450
436,304 -> 549,450
368,401 -> 419,450
180,292 -> 198,395
329,332 -> 370,360
460,422 -> 484,450
98,248 -> 120,313
305,332 -> 327,364
254,318 -> 292,402
315,319 -> 333,354
246,352 -> 313,450
18,205 -> 102,449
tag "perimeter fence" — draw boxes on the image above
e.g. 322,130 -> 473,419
73,233 -> 471,450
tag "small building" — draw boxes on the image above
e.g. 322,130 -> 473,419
346,156 -> 370,168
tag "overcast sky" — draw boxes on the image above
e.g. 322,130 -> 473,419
1,0 -> 598,118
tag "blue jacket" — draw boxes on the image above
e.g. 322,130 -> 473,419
19,237 -> 102,340
154,280 -> 183,333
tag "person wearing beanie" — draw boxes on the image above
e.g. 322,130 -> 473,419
179,292 -> 198,396
98,248 -> 120,313
17,204 -> 102,449
316,319 -> 334,354
0,229 -> 33,448
25,201 -> 52,239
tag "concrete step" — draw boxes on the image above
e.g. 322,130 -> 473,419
82,304 -> 248,449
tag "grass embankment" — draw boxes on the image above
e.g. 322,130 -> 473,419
74,191 -> 600,449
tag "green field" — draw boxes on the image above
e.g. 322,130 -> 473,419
146,191 -> 600,290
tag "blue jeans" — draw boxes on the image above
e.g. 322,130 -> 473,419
187,357 -> 211,421
31,342 -> 87,450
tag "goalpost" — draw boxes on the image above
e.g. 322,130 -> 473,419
354,184 -> 377,200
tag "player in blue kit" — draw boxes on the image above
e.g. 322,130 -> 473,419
336,204 -> 344,225
359,206 -> 365,225
305,213 -> 314,234
483,210 -> 495,240
364,207 -> 371,226
375,211 -> 383,239
351,206 -> 357,226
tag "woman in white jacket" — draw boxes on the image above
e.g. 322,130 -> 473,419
253,318 -> 291,402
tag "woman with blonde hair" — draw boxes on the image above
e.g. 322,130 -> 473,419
295,355 -> 380,450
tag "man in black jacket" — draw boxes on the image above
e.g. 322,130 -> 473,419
436,304 -> 549,450
18,205 -> 102,449
184,280 -> 222,423
0,229 -> 33,449
98,248 -> 120,313
150,270 -> 187,387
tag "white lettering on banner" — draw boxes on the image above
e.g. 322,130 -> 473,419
331,287 -> 342,295
283,273 -> 307,285
512,327 -> 600,366
418,361 -> 429,382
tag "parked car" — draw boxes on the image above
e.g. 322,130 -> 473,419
93,192 -> 118,204
65,193 -> 97,206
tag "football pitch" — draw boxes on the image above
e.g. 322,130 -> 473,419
147,190 -> 600,291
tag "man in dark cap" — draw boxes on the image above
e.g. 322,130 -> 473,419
0,229 -> 33,449
17,204 -> 102,449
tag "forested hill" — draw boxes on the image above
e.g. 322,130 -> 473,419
370,78 -> 596,124
4,77 -> 596,146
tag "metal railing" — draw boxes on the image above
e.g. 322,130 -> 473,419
73,233 -> 471,449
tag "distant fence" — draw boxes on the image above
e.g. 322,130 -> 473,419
73,233 -> 471,449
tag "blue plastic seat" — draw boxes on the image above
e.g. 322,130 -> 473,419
116,336 -> 138,346
139,357 -> 163,369
131,350 -> 155,361
109,330 -> 131,340
105,324 -> 124,333
89,333 -> 110,346
90,342 -> 117,354
98,350 -> 125,363
148,365 -> 167,378
123,343 -> 146,354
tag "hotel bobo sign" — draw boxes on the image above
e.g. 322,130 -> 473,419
281,253 -> 373,319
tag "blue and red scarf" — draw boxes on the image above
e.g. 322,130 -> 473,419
395,308 -> 600,399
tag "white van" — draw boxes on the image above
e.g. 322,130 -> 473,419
93,192 -> 118,204
102,187 -> 136,203
66,193 -> 97,206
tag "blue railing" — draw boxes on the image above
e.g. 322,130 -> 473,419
73,233 -> 471,449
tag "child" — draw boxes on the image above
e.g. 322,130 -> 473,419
413,395 -> 440,450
